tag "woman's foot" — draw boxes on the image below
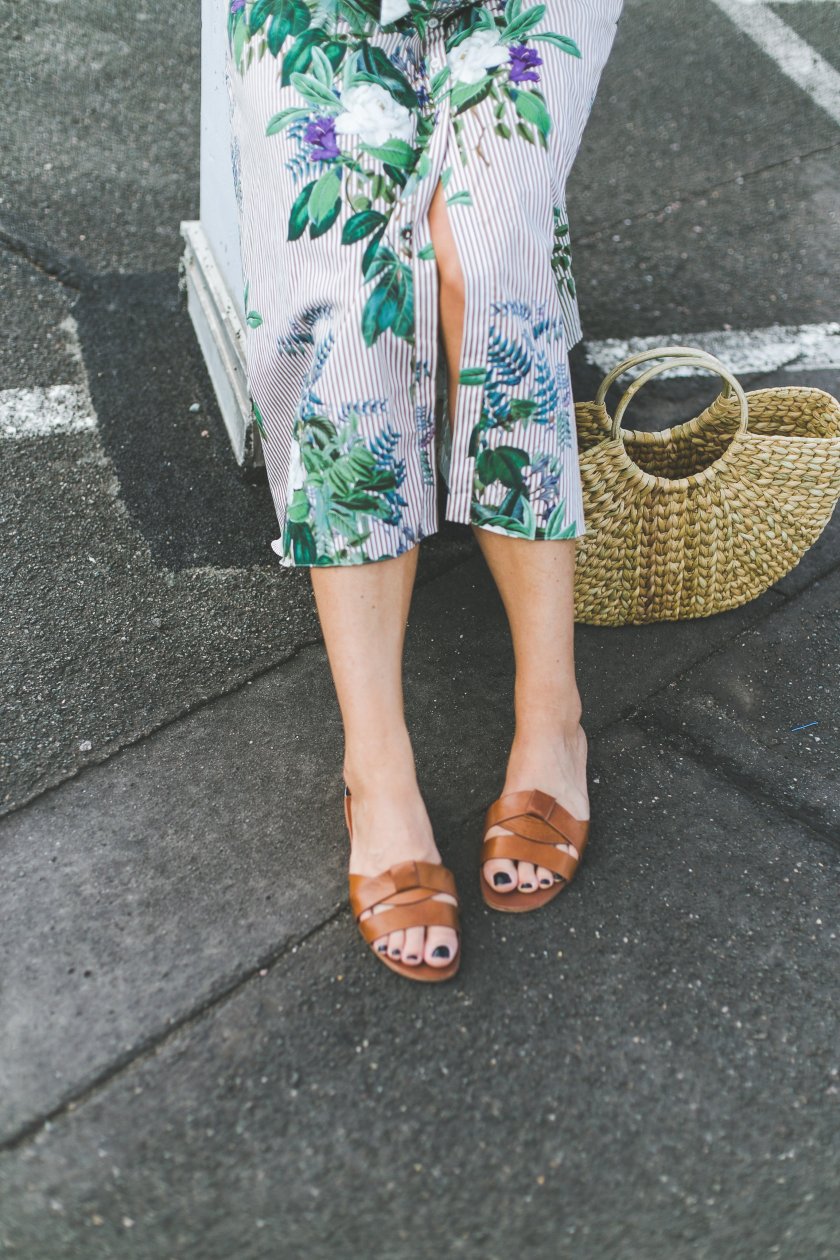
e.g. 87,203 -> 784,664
345,766 -> 459,969
482,722 -> 590,896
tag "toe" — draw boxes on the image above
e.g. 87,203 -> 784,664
424,926 -> 458,969
402,926 -> 425,966
537,864 -> 554,889
387,929 -> 405,962
517,861 -> 538,892
483,858 -> 518,893
361,903 -> 393,957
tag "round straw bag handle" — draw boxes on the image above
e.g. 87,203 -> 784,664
610,353 -> 750,442
595,344 -> 736,408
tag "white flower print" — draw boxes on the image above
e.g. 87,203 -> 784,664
334,83 -> 414,147
447,29 -> 509,85
286,436 -> 307,496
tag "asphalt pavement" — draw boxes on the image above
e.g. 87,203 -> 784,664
1,1 -> 839,1257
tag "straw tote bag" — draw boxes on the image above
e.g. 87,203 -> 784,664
572,346 -> 840,626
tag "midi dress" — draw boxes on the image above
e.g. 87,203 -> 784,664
225,0 -> 624,566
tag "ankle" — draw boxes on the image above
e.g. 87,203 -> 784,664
512,711 -> 585,749
343,732 -> 420,798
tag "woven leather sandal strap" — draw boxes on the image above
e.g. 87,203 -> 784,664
481,830 -> 581,882
484,789 -> 589,849
357,897 -> 460,944
349,860 -> 457,919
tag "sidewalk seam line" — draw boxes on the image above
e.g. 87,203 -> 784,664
630,713 -> 839,855
0,549 -> 478,824
574,137 -> 840,248
0,902 -> 348,1154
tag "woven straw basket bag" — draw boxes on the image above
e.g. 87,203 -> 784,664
573,345 -> 840,626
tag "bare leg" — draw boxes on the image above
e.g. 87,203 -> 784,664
428,180 -> 588,896
471,532 -> 589,893
311,549 -> 457,967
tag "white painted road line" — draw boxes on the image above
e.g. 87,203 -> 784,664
585,322 -> 840,379
0,385 -> 97,438
710,0 -> 840,127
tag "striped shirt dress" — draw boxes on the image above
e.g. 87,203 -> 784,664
225,0 -> 624,566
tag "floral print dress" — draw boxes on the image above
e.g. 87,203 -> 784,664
225,0 -> 623,565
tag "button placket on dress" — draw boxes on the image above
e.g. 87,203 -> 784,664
404,14 -> 455,517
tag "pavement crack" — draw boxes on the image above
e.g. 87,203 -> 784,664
629,714 -> 838,855
0,901 -> 348,1154
0,219 -> 87,291
575,138 -> 840,247
0,635 -> 326,823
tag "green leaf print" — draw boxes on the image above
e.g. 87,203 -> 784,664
249,0 -> 280,37
545,501 -> 577,539
531,32 -> 581,57
356,45 -> 419,111
289,71 -> 340,111
417,241 -> 436,261
361,229 -> 388,278
362,274 -> 401,346
445,189 -> 473,208
308,44 -> 335,87
450,78 -> 494,115
475,445 -> 529,493
359,138 -> 417,170
309,194 -> 342,239
308,168 -> 342,227
266,106 -> 310,136
512,89 -> 551,139
281,28 -> 339,84
288,180 -> 316,241
390,265 -> 415,340
342,210 -> 388,245
508,397 -> 537,424
460,367 -> 487,387
431,67 -> 451,95
501,5 -> 547,43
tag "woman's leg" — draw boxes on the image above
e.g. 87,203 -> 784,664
471,531 -> 589,894
310,553 -> 458,967
429,181 -> 588,898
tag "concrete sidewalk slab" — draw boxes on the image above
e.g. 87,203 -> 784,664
0,640 -> 345,1142
404,556 -> 785,824
571,0 -> 840,239
638,567 -> 840,836
2,722 -> 837,1260
1,1 -> 200,275
575,144 -> 840,340
0,545 -> 787,1144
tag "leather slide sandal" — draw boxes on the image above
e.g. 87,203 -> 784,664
344,785 -> 461,982
480,787 -> 589,913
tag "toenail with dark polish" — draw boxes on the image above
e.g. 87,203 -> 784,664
390,950 -> 401,958
493,872 -> 512,886
406,955 -> 419,962
432,946 -> 450,959
521,882 -> 534,890
540,879 -> 552,886
377,943 -> 387,952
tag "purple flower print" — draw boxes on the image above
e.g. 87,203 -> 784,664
508,43 -> 543,85
229,0 -> 245,13
304,116 -> 340,161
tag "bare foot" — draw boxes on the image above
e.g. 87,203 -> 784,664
345,772 -> 458,968
481,723 -> 590,896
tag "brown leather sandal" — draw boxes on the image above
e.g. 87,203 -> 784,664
480,787 -> 589,912
344,785 -> 461,982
